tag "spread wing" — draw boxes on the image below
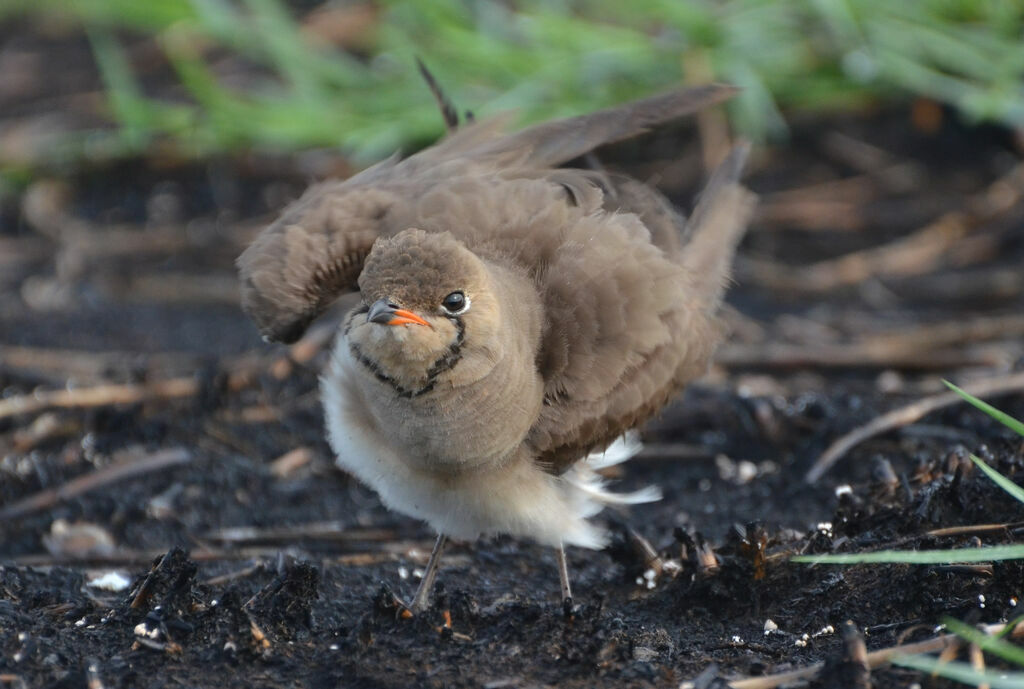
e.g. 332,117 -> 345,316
237,84 -> 737,343
527,148 -> 755,474
525,209 -> 722,473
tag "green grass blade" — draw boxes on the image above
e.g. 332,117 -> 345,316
944,380 -> 1024,437
893,656 -> 1024,688
971,454 -> 1024,505
793,545 -> 1024,564
943,617 -> 1024,666
85,26 -> 152,150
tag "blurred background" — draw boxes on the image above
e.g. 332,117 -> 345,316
2,0 -> 1023,169
2,4 -> 1024,687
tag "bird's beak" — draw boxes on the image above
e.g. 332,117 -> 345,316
366,299 -> 430,327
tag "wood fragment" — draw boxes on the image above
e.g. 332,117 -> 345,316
100,273 -> 240,304
0,447 -> 192,521
743,210 -> 971,291
10,412 -> 80,453
627,527 -> 664,575
969,642 -> 989,689
0,363 -> 256,421
200,563 -> 264,587
635,442 -> 716,460
0,378 -> 199,421
806,370 -> 1024,483
269,447 -> 314,478
933,564 -> 994,576
743,162 -> 1024,292
717,341 -> 1001,370
936,632 -> 963,667
717,622 -> 1013,689
203,522 -> 398,545
4,547 -> 405,568
0,674 -> 29,689
0,345 -> 202,382
683,49 -> 730,173
841,620 -> 871,689
861,314 -> 1024,354
927,523 -> 1021,538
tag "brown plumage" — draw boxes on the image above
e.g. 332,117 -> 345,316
237,83 -> 756,612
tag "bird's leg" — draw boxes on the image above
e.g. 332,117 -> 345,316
556,541 -> 574,618
410,533 -> 448,614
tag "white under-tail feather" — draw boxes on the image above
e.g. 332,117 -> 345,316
560,432 -> 661,527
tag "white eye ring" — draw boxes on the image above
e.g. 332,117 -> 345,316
440,291 -> 470,316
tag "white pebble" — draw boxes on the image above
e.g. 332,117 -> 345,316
736,460 -> 758,484
763,619 -> 778,635
813,625 -> 834,637
87,571 -> 131,592
133,622 -> 160,640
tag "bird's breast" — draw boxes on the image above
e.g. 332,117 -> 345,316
333,335 -> 543,473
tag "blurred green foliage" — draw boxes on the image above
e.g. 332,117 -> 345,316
4,0 -> 1024,166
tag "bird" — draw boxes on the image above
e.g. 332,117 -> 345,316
237,78 -> 756,614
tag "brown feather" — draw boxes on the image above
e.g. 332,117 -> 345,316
237,84 -> 737,343
241,82 -> 756,552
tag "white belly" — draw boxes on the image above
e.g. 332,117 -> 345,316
321,340 -> 655,548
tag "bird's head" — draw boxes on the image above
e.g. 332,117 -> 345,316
345,229 -> 503,394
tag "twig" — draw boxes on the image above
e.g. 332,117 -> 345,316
717,342 -> 1001,370
754,165 -> 915,232
203,522 -> 398,545
10,412 -> 81,453
200,563 -> 264,587
0,378 -> 199,420
713,622 -> 1015,689
2,547 -> 408,568
743,162 -> 1024,292
743,210 -> 971,291
100,273 -> 240,304
683,49 -> 730,172
969,641 -> 989,689
841,620 -> 871,689
269,447 -> 314,478
860,314 -> 1024,354
0,345 -> 213,381
0,447 -> 192,520
806,371 -> 1024,483
626,527 -> 665,575
636,442 -> 716,460
0,362 -> 258,421
927,523 -> 1023,538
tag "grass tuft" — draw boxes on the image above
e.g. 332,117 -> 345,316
5,0 -> 1024,168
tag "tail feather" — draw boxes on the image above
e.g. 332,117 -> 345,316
678,141 -> 757,309
415,57 -> 460,131
560,432 -> 661,528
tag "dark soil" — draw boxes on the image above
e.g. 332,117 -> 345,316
3,23 -> 1024,689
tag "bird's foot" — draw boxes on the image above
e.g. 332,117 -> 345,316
373,583 -> 415,620
562,596 -> 576,620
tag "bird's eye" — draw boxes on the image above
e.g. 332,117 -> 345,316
441,291 -> 468,314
